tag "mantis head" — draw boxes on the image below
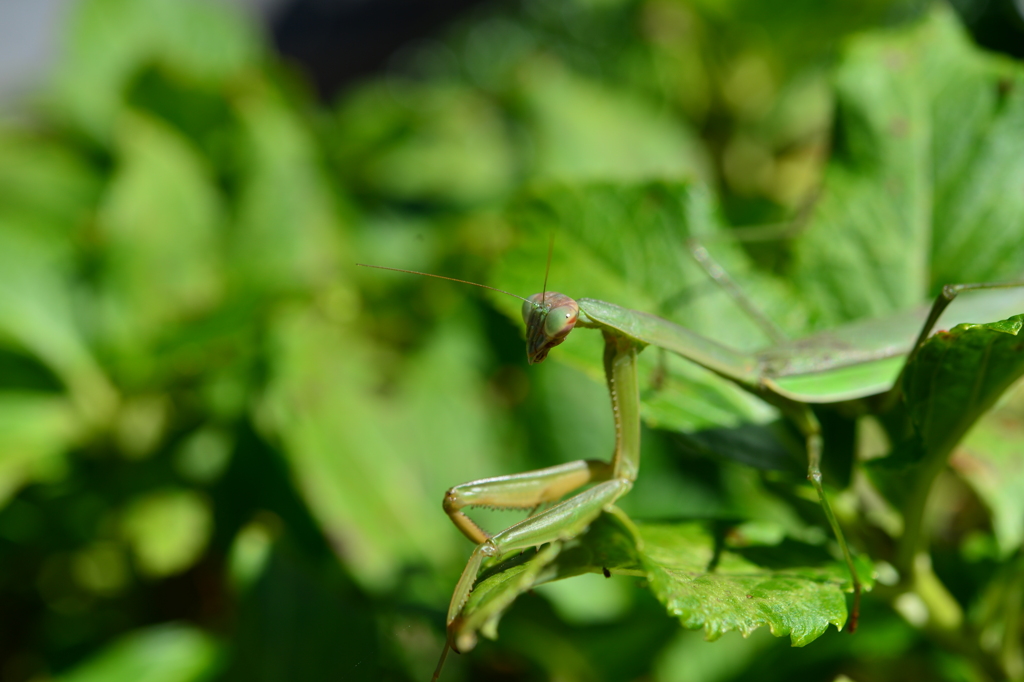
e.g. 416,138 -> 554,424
522,292 -> 579,364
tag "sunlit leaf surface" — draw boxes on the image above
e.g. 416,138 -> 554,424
457,513 -> 873,651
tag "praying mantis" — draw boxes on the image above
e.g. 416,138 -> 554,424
361,237 -> 1024,680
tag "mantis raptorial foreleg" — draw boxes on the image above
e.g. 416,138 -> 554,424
443,460 -> 615,545
440,329 -> 643,660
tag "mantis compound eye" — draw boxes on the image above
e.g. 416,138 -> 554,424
521,296 -> 539,326
545,304 -> 578,338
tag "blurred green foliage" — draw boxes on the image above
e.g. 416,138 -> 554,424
1,0 -> 1024,681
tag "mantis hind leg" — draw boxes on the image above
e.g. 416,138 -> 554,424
780,400 -> 862,632
807,428 -> 862,632
686,237 -> 789,345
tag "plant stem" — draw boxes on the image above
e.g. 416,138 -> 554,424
895,446 -> 948,582
886,448 -> 1013,680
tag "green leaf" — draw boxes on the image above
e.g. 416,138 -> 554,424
56,624 -> 220,682
0,393 -> 81,508
926,26 -> 1024,286
640,523 -> 868,646
231,93 -> 345,292
334,82 -> 517,205
0,228 -> 116,423
52,0 -> 258,140
790,15 -> 933,322
97,112 -> 223,362
951,380 -> 1024,556
899,312 -> 1024,562
0,132 -> 101,236
120,489 -> 212,577
259,302 -> 523,589
455,512 -> 870,651
518,58 -> 710,183
260,307 -> 434,589
792,7 -> 1024,326
903,315 -> 1024,463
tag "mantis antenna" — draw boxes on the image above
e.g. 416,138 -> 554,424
355,264 -> 532,304
541,231 -> 554,307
